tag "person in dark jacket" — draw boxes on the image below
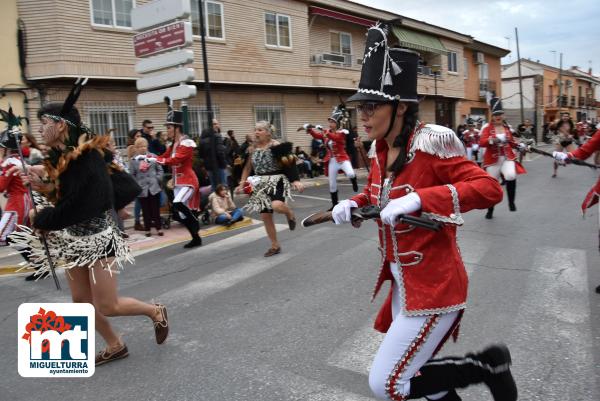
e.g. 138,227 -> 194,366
138,119 -> 164,156
199,119 -> 227,191
12,97 -> 169,367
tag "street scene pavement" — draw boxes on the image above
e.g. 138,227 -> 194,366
1,153 -> 598,401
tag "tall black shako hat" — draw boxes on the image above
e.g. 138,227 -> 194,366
490,97 -> 504,115
164,97 -> 184,126
347,23 -> 419,103
327,103 -> 349,126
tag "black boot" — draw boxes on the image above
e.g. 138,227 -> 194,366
506,180 -> 516,211
328,191 -> 339,211
350,176 -> 358,192
173,202 -> 202,248
485,207 -> 494,219
408,344 -> 517,401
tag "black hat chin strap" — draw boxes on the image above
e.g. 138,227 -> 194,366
384,101 -> 399,139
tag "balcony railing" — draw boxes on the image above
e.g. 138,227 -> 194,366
479,79 -> 496,99
310,53 -> 353,68
561,95 -> 568,107
570,96 -> 576,107
579,97 -> 585,107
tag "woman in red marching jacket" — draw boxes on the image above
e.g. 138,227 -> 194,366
331,24 -> 516,401
479,99 -> 526,219
304,106 -> 358,209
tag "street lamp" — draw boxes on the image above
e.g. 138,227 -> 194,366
431,64 -> 441,96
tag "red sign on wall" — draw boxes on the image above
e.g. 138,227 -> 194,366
133,21 -> 192,58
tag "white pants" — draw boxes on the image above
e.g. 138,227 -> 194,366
369,263 -> 460,400
328,158 -> 355,193
173,186 -> 194,219
486,156 -> 516,181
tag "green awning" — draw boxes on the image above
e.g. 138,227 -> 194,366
392,26 -> 448,55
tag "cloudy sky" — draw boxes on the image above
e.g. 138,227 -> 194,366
349,0 -> 600,73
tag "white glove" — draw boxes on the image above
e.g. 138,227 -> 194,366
552,151 -> 569,162
303,123 -> 310,130
341,129 -> 349,135
315,124 -> 323,130
496,133 -> 506,143
518,142 -> 527,151
134,155 -> 146,161
1,157 -> 23,169
471,144 -> 479,151
332,199 -> 358,225
146,157 -> 157,163
380,192 -> 422,226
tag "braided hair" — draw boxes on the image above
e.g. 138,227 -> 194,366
388,102 -> 419,174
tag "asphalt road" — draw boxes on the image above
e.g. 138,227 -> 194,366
1,153 -> 599,401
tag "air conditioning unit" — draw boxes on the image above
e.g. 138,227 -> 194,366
322,53 -> 346,64
474,52 -> 485,64
311,54 -> 325,64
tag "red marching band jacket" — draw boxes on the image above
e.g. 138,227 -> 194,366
479,124 -> 518,167
0,156 -> 32,244
350,124 -> 503,334
569,130 -> 600,213
307,128 -> 350,174
157,137 -> 200,210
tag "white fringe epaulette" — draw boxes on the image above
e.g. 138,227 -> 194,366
368,140 -> 377,158
410,124 -> 466,158
180,138 -> 197,148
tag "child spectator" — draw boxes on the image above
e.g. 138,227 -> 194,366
209,184 -> 243,226
130,137 -> 164,237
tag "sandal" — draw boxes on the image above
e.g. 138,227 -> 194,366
95,343 -> 129,366
153,304 -> 169,344
264,247 -> 281,257
157,231 -> 164,236
145,231 -> 152,237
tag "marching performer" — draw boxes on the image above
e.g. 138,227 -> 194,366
236,121 -> 303,257
462,118 -> 481,165
9,80 -> 168,366
0,109 -> 35,280
151,106 -> 202,249
479,98 -> 526,219
331,24 -> 515,401
303,105 -> 358,209
551,119 -> 576,178
554,130 -> 600,292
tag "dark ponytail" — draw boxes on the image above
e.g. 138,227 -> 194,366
388,102 -> 419,174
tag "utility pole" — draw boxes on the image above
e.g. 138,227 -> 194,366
198,0 -> 217,169
558,52 -> 563,113
515,27 -> 525,124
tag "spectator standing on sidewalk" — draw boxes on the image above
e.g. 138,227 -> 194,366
130,137 -> 164,237
200,119 -> 227,191
21,133 -> 44,165
138,120 -> 163,156
209,184 -> 244,226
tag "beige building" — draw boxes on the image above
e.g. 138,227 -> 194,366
502,59 -> 600,140
0,0 -> 30,132
12,0 -> 507,151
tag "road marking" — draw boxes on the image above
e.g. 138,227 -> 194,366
295,194 -> 332,202
328,321 -> 383,375
510,246 -> 597,400
253,363 -> 376,401
159,253 -> 296,306
165,222 -> 288,264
